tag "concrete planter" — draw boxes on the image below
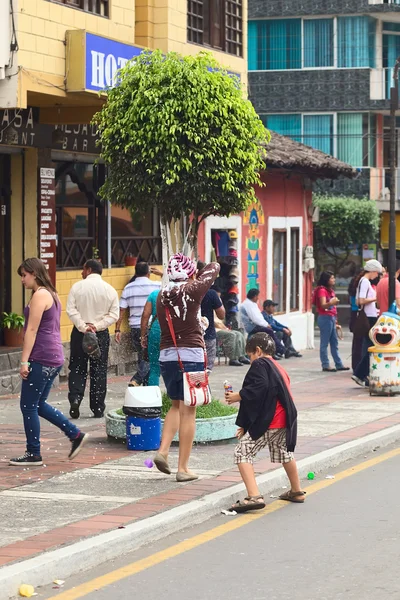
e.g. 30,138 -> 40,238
105,408 -> 237,444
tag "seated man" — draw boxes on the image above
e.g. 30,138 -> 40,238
215,315 -> 250,367
240,289 -> 286,357
262,300 -> 302,359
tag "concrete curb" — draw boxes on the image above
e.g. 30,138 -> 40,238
3,424 -> 400,599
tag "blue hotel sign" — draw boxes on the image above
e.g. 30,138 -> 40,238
66,30 -> 143,93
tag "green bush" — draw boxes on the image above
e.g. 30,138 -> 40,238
117,392 -> 237,420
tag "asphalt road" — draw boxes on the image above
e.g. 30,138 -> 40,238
37,445 -> 400,600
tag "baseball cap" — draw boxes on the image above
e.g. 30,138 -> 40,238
263,299 -> 278,308
364,259 -> 383,273
82,332 -> 101,360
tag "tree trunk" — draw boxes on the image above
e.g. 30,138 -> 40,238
160,212 -> 173,285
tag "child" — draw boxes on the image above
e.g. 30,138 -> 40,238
225,332 -> 305,513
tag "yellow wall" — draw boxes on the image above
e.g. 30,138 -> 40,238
136,0 -> 248,84
16,0 -> 136,107
56,267 -> 162,342
16,0 -> 247,108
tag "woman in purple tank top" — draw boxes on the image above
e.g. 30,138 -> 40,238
9,258 -> 88,466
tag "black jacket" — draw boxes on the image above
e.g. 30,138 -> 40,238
236,357 -> 298,451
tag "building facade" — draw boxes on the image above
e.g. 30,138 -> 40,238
197,133 -> 355,350
248,0 -> 400,228
0,0 -> 247,347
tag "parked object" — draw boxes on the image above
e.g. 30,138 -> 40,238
1,312 -> 25,347
369,313 -> 400,396
123,385 -> 162,451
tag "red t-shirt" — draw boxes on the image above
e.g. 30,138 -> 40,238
376,274 -> 400,315
315,286 -> 337,317
268,357 -> 290,429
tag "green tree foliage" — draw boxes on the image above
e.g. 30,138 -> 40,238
94,49 -> 269,256
314,195 -> 380,273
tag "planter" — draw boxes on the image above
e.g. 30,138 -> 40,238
125,256 -> 137,267
3,327 -> 24,348
105,409 -> 237,444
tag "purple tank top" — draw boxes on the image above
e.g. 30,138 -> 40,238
24,301 -> 64,367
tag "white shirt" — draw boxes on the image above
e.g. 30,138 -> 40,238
120,277 -> 161,328
66,274 -> 120,333
240,298 -> 267,333
357,277 -> 377,318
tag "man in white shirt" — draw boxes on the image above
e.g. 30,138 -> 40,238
115,262 -> 162,386
240,288 -> 286,356
66,260 -> 119,419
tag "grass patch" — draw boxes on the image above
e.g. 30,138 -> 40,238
116,392 -> 237,420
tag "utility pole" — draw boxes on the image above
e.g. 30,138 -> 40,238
389,57 -> 400,307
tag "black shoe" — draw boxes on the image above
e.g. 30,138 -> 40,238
273,355 -> 282,361
69,401 -> 80,420
9,452 -> 43,466
229,359 -> 243,367
239,356 -> 251,365
322,367 -> 337,372
92,410 -> 104,418
285,350 -> 302,359
336,366 -> 350,371
69,432 -> 89,460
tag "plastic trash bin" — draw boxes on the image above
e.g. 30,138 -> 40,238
369,348 -> 400,396
123,386 -> 162,451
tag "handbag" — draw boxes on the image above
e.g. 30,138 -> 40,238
353,278 -> 371,338
165,308 -> 211,407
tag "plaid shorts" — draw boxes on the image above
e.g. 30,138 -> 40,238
234,428 -> 294,465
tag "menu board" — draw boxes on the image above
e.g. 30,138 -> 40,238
38,167 -> 57,284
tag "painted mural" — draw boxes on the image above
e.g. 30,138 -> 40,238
243,200 -> 264,294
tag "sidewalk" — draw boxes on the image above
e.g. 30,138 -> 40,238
1,337 -> 400,572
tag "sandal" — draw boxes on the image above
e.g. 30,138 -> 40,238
231,495 -> 265,513
279,490 -> 306,503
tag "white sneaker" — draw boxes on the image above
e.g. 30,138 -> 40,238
351,375 -> 366,388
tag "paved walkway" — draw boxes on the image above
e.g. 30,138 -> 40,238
1,337 -> 400,568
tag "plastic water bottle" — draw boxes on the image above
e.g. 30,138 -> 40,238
224,380 -> 233,394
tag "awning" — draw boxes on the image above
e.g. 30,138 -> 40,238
380,212 -> 400,249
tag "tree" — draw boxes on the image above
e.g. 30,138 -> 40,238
93,49 -> 269,262
313,195 -> 380,275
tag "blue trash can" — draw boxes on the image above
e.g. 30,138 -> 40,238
123,386 -> 162,452
126,416 -> 161,451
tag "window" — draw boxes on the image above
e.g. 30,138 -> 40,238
303,115 -> 334,155
304,19 -> 334,68
272,230 -> 287,312
263,114 -> 302,142
187,0 -> 242,57
290,228 -> 300,311
263,112 -> 374,167
248,19 -> 301,70
50,0 -> 109,17
337,17 -> 376,68
269,218 -> 302,314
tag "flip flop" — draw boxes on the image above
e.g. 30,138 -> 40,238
230,496 -> 265,513
279,490 -> 306,503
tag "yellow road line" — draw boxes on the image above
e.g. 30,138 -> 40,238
47,446 -> 400,600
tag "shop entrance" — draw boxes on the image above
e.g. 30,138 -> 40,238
0,154 -> 11,342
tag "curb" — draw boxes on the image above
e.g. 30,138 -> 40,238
3,424 -> 400,599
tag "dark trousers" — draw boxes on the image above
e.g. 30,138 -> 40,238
275,330 -> 296,352
249,326 -> 286,355
354,317 -> 377,381
68,327 -> 110,414
130,328 -> 150,385
349,311 -> 363,372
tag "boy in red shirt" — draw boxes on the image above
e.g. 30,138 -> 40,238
225,332 -> 305,512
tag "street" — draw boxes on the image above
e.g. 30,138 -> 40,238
37,445 -> 400,600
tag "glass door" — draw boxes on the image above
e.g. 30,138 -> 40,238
0,154 -> 11,343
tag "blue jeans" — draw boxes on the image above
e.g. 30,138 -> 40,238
317,315 -> 344,369
21,362 -> 80,456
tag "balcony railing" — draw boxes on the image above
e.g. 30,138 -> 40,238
111,237 -> 162,266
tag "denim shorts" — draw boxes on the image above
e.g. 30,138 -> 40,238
160,361 -> 204,401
